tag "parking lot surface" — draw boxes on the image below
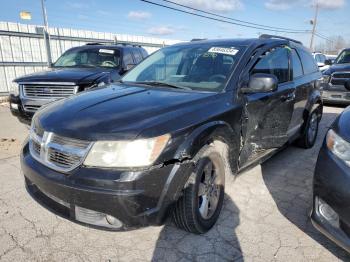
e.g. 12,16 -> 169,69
0,104 -> 349,262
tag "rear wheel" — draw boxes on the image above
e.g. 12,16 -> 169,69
297,110 -> 320,148
172,143 -> 226,234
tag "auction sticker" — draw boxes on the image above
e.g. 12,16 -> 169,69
99,49 -> 115,54
208,47 -> 239,56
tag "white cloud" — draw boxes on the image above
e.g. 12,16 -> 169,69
127,11 -> 152,20
173,0 -> 243,13
315,0 -> 345,9
264,0 -> 296,10
147,26 -> 175,35
265,0 -> 345,10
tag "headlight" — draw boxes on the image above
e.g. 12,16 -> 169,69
326,129 -> 350,166
322,75 -> 330,84
10,84 -> 20,96
84,134 -> 170,168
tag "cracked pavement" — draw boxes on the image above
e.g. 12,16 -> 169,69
0,104 -> 349,261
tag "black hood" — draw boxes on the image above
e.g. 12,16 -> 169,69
14,67 -> 114,85
324,63 -> 350,75
332,106 -> 350,143
34,84 -> 220,141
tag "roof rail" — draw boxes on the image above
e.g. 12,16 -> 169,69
259,34 -> 302,45
191,38 -> 207,42
85,42 -> 105,45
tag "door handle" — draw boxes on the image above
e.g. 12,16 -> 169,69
281,93 -> 295,102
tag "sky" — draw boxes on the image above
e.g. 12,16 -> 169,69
0,0 -> 349,47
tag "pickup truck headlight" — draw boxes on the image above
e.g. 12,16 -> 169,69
326,129 -> 350,166
84,134 -> 170,168
322,75 -> 331,84
10,84 -> 20,96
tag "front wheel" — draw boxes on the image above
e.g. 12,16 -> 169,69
172,143 -> 226,234
297,110 -> 320,148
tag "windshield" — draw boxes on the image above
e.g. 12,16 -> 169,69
335,50 -> 350,64
122,44 -> 244,92
53,48 -> 120,68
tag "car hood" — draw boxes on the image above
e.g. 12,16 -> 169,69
324,63 -> 350,75
333,106 -> 350,143
14,67 -> 114,85
34,84 -> 218,141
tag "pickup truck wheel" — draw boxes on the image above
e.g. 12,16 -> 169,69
297,110 -> 319,149
172,144 -> 225,234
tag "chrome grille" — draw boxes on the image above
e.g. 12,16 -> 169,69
48,148 -> 81,169
21,82 -> 78,99
29,127 -> 91,173
331,72 -> 350,85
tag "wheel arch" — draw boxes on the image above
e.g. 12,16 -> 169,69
174,121 -> 241,175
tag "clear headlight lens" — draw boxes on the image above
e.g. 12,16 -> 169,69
10,84 -> 20,96
322,75 -> 331,84
326,129 -> 350,166
84,134 -> 170,168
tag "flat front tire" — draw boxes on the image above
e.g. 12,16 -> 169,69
172,143 -> 226,234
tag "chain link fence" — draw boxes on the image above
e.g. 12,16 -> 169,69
0,21 -> 181,95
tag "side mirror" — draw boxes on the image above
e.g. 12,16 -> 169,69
325,59 -> 333,66
241,73 -> 278,94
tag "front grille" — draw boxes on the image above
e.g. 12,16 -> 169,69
22,82 -> 78,99
48,148 -> 82,169
331,72 -> 350,85
29,127 -> 91,173
33,140 -> 41,156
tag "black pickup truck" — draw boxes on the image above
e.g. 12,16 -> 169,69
321,48 -> 350,104
9,44 -> 148,124
21,35 -> 323,234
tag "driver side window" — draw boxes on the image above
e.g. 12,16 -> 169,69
251,47 -> 290,84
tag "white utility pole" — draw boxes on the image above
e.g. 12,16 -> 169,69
310,2 -> 319,51
40,0 -> 52,65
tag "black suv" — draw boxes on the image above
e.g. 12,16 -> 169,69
322,48 -> 350,104
10,43 -> 148,124
21,35 -> 323,234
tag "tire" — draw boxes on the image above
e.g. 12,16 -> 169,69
297,110 -> 320,149
172,142 -> 227,234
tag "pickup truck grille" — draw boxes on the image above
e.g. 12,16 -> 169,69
29,127 -> 92,173
330,72 -> 350,86
22,82 -> 78,99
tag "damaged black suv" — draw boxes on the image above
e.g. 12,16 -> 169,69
21,35 -> 323,234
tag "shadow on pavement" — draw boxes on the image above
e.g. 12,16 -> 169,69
262,112 -> 349,260
151,193 -> 243,262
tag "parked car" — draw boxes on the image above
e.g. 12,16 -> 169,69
311,106 -> 350,253
21,35 -> 323,234
313,52 -> 328,71
326,54 -> 337,64
321,48 -> 350,104
9,43 -> 148,124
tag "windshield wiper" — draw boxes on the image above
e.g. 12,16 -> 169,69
134,81 -> 191,90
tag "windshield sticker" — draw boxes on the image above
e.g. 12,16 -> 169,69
99,49 -> 114,54
208,47 -> 239,56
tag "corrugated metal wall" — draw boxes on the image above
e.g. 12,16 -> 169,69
0,21 -> 182,94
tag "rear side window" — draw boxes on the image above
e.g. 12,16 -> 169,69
140,49 -> 148,58
299,49 -> 318,75
132,49 -> 143,64
291,49 -> 303,79
251,47 -> 290,84
123,50 -> 134,66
